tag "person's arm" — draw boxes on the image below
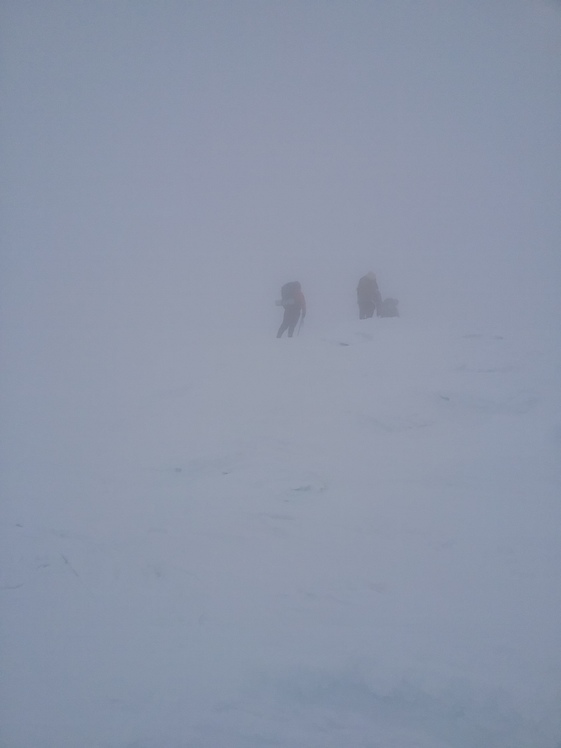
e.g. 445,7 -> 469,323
374,284 -> 383,314
299,291 -> 306,317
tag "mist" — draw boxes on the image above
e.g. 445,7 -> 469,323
2,0 -> 561,354
2,3 -> 561,746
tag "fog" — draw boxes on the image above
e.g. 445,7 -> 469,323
2,0 -> 561,355
2,4 -> 561,746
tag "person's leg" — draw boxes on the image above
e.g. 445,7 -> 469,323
277,309 -> 290,337
287,310 -> 300,337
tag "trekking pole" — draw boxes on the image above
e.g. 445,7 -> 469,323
297,315 -> 304,335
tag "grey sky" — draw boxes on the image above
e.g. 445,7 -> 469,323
2,0 -> 560,344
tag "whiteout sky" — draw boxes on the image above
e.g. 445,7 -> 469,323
1,0 -> 561,351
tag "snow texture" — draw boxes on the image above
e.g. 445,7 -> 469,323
2,318 -> 560,748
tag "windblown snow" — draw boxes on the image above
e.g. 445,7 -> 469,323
2,318 -> 560,748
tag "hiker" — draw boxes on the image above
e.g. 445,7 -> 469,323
357,272 -> 382,319
276,281 -> 306,338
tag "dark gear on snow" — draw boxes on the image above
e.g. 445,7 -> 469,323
378,297 -> 399,317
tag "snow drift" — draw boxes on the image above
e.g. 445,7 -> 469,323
2,317 -> 560,747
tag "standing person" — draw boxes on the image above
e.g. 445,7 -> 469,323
357,272 -> 382,319
276,281 -> 306,338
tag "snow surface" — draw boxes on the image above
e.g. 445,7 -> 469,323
2,316 -> 561,748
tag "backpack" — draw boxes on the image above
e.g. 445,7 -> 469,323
379,298 -> 399,317
280,281 -> 300,307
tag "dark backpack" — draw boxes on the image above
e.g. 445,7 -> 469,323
379,298 -> 399,317
281,281 -> 300,306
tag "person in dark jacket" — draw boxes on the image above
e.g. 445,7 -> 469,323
276,281 -> 306,338
357,272 -> 382,319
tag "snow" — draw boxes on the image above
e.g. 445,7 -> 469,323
2,315 -> 560,748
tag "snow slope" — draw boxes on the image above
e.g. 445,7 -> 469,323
2,317 -> 561,748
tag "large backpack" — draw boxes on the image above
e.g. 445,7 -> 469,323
379,297 -> 399,317
280,281 -> 300,307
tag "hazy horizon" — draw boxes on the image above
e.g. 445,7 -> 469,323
2,0 -> 561,356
